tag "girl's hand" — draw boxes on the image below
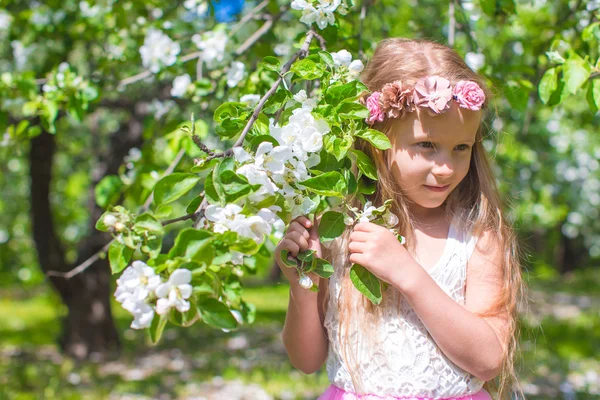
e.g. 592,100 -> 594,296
348,222 -> 413,287
275,216 -> 322,288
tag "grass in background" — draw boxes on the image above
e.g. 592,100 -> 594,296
0,265 -> 598,399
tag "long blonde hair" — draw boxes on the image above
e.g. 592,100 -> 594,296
325,38 -> 526,399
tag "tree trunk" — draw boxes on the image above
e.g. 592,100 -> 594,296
30,131 -> 121,360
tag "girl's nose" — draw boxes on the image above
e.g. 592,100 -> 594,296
431,156 -> 455,179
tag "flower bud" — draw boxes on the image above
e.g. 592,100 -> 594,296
114,222 -> 125,232
103,214 -> 118,227
298,274 -> 314,290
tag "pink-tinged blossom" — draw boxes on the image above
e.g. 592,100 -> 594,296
413,75 -> 453,116
453,80 -> 486,110
366,92 -> 384,125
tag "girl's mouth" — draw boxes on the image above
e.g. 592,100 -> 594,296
424,185 -> 450,192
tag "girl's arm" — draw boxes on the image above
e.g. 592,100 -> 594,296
282,277 -> 329,374
392,230 -> 510,382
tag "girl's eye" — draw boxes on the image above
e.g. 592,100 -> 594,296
418,142 -> 434,149
455,144 -> 471,151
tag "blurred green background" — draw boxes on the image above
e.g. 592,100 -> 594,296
1,0 -> 600,398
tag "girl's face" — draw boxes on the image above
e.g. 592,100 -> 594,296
387,102 -> 481,219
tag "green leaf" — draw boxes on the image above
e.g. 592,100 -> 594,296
504,80 -> 532,111
108,240 -> 134,275
586,79 -> 600,114
204,169 -> 220,204
318,51 -> 335,69
260,56 -> 281,72
351,149 -> 378,180
325,81 -> 369,104
186,196 -> 203,214
134,213 -> 164,235
213,158 -> 253,203
250,135 -> 279,152
354,129 -> 392,150
538,68 -> 558,104
279,250 -> 298,268
198,298 -> 239,330
153,173 -> 200,206
95,175 -> 123,209
349,264 -> 382,305
149,314 -> 168,344
215,117 -> 246,139
563,58 -> 591,94
299,171 -> 347,197
290,58 -> 325,80
263,88 -> 292,114
318,211 -> 346,242
323,134 -> 353,161
168,228 -> 214,262
337,102 -> 369,119
213,102 -> 249,123
313,257 -> 334,278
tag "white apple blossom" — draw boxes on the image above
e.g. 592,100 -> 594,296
226,61 -> 245,88
184,0 -> 209,15
348,59 -> 364,78
0,11 -> 13,31
240,94 -> 261,107
292,0 -> 342,30
233,147 -> 253,163
192,30 -> 228,68
229,215 -> 272,244
103,214 -> 118,228
205,204 -> 243,233
155,269 -> 193,315
80,1 -> 102,18
114,261 -> 162,303
331,49 -> 352,67
114,261 -> 162,329
358,201 -> 378,222
171,74 -> 192,97
139,28 -> 180,73
122,298 -> 155,329
465,52 -> 485,71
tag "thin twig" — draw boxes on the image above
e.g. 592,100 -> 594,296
46,242 -> 110,279
193,29 -> 320,228
229,0 -> 271,37
162,212 -> 200,225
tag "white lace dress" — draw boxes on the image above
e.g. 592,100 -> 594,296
324,216 -> 484,399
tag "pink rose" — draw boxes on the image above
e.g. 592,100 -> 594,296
365,92 -> 384,125
381,81 -> 415,119
453,80 -> 485,110
413,75 -> 453,116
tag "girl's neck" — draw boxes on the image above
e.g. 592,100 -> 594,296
408,205 -> 448,229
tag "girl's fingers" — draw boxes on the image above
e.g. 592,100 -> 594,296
282,238 -> 300,257
287,231 -> 310,251
349,252 -> 365,265
348,241 -> 365,253
349,231 -> 371,242
288,221 -> 310,241
294,216 -> 312,229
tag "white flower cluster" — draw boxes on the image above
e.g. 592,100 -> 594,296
205,204 -> 284,239
171,74 -> 192,97
0,10 -> 12,31
192,30 -> 228,69
115,261 -> 193,329
226,61 -> 246,88
140,28 -> 181,73
183,0 -> 209,15
232,94 -> 330,218
291,0 -> 349,30
330,49 -> 364,81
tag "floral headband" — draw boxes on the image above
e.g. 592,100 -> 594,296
362,75 -> 486,125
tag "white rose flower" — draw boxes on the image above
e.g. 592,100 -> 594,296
171,74 -> 192,98
155,269 -> 193,315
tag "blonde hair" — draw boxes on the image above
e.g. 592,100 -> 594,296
324,38 -> 526,399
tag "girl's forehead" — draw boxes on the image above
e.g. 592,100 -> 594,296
391,103 -> 481,143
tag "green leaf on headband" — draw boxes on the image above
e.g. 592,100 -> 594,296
354,129 -> 392,150
350,264 -> 382,305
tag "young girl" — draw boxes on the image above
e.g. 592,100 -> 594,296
275,38 -> 525,400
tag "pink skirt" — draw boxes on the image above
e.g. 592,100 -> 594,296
317,385 -> 492,400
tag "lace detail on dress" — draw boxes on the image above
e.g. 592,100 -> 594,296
324,216 -> 484,399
